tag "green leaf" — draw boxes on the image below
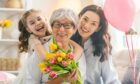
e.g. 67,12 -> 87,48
56,69 -> 69,75
64,65 -> 72,71
66,48 -> 72,54
51,65 -> 63,71
71,60 -> 78,68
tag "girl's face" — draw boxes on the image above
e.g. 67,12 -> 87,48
78,11 -> 100,41
52,18 -> 76,42
26,12 -> 48,37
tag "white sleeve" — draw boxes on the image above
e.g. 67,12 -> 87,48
78,53 -> 86,80
13,52 -> 43,84
101,56 -> 121,84
26,52 -> 43,84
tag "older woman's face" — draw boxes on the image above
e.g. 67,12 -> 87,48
78,11 -> 100,41
52,18 -> 76,42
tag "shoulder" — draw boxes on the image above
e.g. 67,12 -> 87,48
70,40 -> 83,52
70,40 -> 83,61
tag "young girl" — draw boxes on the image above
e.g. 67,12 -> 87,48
14,9 -> 51,84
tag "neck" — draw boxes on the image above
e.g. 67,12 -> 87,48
82,38 -> 88,45
57,40 -> 70,51
62,43 -> 70,51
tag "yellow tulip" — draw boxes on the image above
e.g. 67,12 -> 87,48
2,20 -> 12,28
46,52 -> 52,61
57,57 -> 63,62
50,43 -> 57,51
60,52 -> 66,58
67,60 -> 71,65
40,67 -> 46,73
38,63 -> 46,68
52,53 -> 57,57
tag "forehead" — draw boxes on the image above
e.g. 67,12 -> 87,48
27,12 -> 43,20
82,11 -> 100,22
54,18 -> 72,23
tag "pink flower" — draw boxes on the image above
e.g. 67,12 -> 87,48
50,58 -> 57,64
46,66 -> 51,73
62,61 -> 68,67
67,53 -> 74,60
49,71 -> 57,79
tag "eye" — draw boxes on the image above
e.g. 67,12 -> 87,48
29,21 -> 35,25
91,23 -> 96,26
64,24 -> 73,29
53,23 -> 61,28
83,17 -> 88,22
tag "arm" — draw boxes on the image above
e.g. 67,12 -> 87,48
70,40 -> 83,61
70,40 -> 86,82
101,56 -> 121,84
28,35 -> 51,60
78,53 -> 86,82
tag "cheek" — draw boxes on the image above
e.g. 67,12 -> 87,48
79,21 -> 84,27
69,29 -> 75,36
52,29 -> 58,36
27,25 -> 35,32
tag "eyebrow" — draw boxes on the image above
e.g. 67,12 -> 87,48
54,21 -> 72,24
84,16 -> 99,23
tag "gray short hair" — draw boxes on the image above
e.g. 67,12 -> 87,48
50,8 -> 78,29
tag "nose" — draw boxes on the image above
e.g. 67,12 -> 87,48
59,26 -> 65,31
84,22 -> 90,29
36,20 -> 41,25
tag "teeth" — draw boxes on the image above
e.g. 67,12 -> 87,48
81,27 -> 88,33
36,25 -> 44,31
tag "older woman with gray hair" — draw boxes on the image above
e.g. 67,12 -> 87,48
42,8 -> 86,84
14,8 -> 86,84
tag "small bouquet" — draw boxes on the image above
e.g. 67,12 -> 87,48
38,37 -> 82,84
0,20 -> 12,29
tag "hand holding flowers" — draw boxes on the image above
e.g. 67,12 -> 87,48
38,37 -> 82,84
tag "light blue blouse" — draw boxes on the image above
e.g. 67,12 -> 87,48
84,38 -> 121,84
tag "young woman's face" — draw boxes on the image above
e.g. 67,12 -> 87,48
26,12 -> 48,37
52,18 -> 76,42
78,11 -> 100,41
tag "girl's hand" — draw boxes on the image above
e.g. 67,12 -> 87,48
39,35 -> 51,44
28,34 -> 41,50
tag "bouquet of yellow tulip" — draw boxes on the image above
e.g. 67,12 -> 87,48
0,20 -> 12,29
38,37 -> 82,84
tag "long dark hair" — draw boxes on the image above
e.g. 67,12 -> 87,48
18,9 -> 51,53
71,5 -> 112,62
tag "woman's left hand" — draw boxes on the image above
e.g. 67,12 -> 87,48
65,69 -> 78,82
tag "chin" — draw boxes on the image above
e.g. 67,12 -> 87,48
37,34 -> 46,37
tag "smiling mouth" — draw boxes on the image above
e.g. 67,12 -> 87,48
36,26 -> 45,32
81,27 -> 89,33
